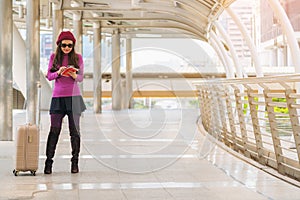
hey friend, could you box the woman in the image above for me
[44,31,86,174]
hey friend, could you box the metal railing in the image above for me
[194,74,300,181]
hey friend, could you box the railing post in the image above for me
[206,87,214,134]
[224,86,238,150]
[198,86,210,131]
[280,82,300,161]
[261,83,285,175]
[245,84,266,165]
[211,84,222,138]
[215,85,229,145]
[232,84,250,158]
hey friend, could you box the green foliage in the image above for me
[272,98,288,114]
[133,100,148,109]
[189,99,200,107]
[241,96,289,115]
[272,97,286,103]
[273,106,288,113]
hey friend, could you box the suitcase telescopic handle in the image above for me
[36,82,41,126]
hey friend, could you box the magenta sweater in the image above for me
[47,53,84,97]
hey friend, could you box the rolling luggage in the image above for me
[13,124,39,176]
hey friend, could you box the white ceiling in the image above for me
[14,0,237,40]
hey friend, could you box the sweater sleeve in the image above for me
[46,53,59,81]
[75,54,84,82]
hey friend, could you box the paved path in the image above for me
[0,109,299,199]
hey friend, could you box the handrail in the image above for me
[194,74,300,181]
[193,73,300,85]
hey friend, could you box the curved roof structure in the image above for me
[34,0,237,40]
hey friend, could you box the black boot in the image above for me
[44,127,61,174]
[70,128,80,173]
[44,159,53,174]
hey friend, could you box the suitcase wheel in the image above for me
[13,169,36,176]
[13,169,19,176]
[30,171,36,176]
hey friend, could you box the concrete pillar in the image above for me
[126,38,133,108]
[121,79,127,110]
[73,12,84,95]
[52,2,63,50]
[26,0,40,124]
[73,14,83,54]
[0,0,13,140]
[111,29,122,110]
[93,22,102,113]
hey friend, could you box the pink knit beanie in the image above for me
[56,31,76,45]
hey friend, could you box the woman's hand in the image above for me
[57,66,67,75]
[68,71,77,79]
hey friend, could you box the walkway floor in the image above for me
[1,109,300,200]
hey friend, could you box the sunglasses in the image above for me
[61,43,73,48]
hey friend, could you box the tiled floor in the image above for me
[1,109,300,200]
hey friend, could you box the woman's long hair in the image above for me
[50,42,79,72]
